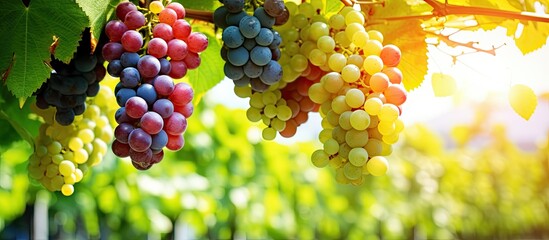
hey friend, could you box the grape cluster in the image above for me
[28,86,116,196]
[307,7,407,184]
[214,0,285,91]
[34,29,106,126]
[103,1,206,170]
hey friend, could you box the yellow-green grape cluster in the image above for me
[234,83,293,140]
[308,7,407,184]
[28,86,116,196]
[275,0,328,83]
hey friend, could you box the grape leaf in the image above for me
[188,31,224,96]
[368,1,429,91]
[176,0,219,11]
[0,0,89,99]
[508,84,537,120]
[76,0,119,47]
[324,0,344,16]
[431,72,457,97]
[515,21,549,54]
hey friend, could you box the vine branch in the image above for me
[186,9,214,23]
[423,0,549,23]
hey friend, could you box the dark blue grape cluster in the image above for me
[34,29,105,126]
[214,0,285,92]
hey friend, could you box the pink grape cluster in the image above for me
[102,1,207,170]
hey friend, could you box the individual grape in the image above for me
[120,52,140,68]
[121,30,143,52]
[137,55,161,78]
[151,130,169,150]
[128,128,152,152]
[345,129,369,147]
[164,112,187,135]
[55,109,75,126]
[224,0,245,13]
[213,6,229,28]
[187,32,208,53]
[250,78,270,92]
[380,44,401,67]
[166,2,186,19]
[140,111,164,135]
[363,55,383,75]
[167,39,189,61]
[222,26,245,48]
[350,110,370,131]
[130,148,153,169]
[250,46,272,66]
[114,123,134,143]
[256,28,274,46]
[239,16,261,38]
[264,0,285,17]
[169,82,194,106]
[112,140,131,157]
[384,84,407,106]
[159,8,178,25]
[244,61,263,78]
[125,10,146,30]
[147,38,168,58]
[116,2,137,20]
[166,134,184,151]
[120,67,140,88]
[243,38,257,51]
[183,52,201,69]
[259,60,282,85]
[102,42,124,61]
[224,63,245,80]
[125,96,148,118]
[382,67,403,84]
[149,1,164,14]
[173,19,191,40]
[227,47,249,66]
[366,156,388,176]
[153,99,174,118]
[226,11,248,26]
[107,60,123,77]
[153,23,174,41]
[116,88,136,107]
[169,60,188,79]
[159,58,172,75]
[274,6,289,25]
[154,75,175,96]
[345,88,365,108]
[136,83,157,106]
[378,104,399,122]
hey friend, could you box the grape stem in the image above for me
[185,9,214,23]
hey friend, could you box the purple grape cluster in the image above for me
[103,1,206,170]
[34,29,106,126]
[214,0,286,92]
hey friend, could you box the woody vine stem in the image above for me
[185,0,549,24]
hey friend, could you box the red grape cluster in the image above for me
[102,1,207,170]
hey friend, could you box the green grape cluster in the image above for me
[305,6,408,184]
[28,86,116,196]
[275,0,328,82]
[234,83,293,140]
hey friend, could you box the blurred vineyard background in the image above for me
[1,78,549,239]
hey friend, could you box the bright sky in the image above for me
[205,26,549,145]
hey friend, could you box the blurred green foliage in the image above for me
[1,98,549,239]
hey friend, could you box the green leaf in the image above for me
[368,1,429,91]
[508,84,537,120]
[0,84,40,148]
[0,0,89,99]
[189,31,224,96]
[324,0,344,16]
[76,0,119,44]
[176,0,220,11]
